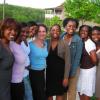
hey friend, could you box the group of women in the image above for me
[0,17,100,100]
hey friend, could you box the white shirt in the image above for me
[85,39,96,55]
[21,41,30,77]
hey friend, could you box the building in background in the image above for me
[45,3,64,20]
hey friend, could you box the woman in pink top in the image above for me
[10,23,27,100]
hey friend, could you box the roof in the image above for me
[45,3,64,10]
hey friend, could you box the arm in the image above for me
[63,41,71,78]
[90,50,97,65]
[63,41,71,87]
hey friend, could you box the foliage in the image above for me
[64,0,100,23]
[44,16,62,29]
[0,4,45,23]
[44,16,63,39]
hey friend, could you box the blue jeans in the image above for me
[23,75,33,100]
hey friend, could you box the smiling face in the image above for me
[0,18,18,42]
[64,21,77,35]
[79,26,90,40]
[21,26,29,41]
[50,25,61,39]
[37,26,47,41]
[29,25,38,37]
[92,30,100,43]
[3,28,17,41]
[10,29,18,41]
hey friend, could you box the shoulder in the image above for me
[85,39,96,53]
[21,41,25,46]
[60,32,66,39]
[29,41,33,46]
[86,38,95,44]
[86,39,96,48]
[59,40,69,49]
[9,41,16,51]
[59,39,68,45]
[10,41,15,46]
[29,41,32,44]
[73,33,82,41]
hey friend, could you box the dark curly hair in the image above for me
[63,18,79,28]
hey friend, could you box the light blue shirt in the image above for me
[21,41,30,78]
[29,41,48,70]
[21,41,30,67]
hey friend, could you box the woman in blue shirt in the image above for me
[29,24,48,100]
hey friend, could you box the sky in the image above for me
[0,0,65,9]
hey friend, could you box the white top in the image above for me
[10,41,26,83]
[21,41,30,77]
[85,39,96,55]
[21,41,30,66]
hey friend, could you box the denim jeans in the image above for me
[23,75,33,100]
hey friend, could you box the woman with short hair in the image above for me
[0,18,18,100]
[29,24,48,100]
[46,24,70,100]
[77,25,97,100]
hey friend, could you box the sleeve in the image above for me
[85,40,96,54]
[71,39,83,76]
[63,41,71,78]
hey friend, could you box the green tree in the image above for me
[0,4,45,22]
[44,16,62,39]
[44,16,62,28]
[64,0,100,24]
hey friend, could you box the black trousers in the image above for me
[11,82,24,100]
[29,69,46,100]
